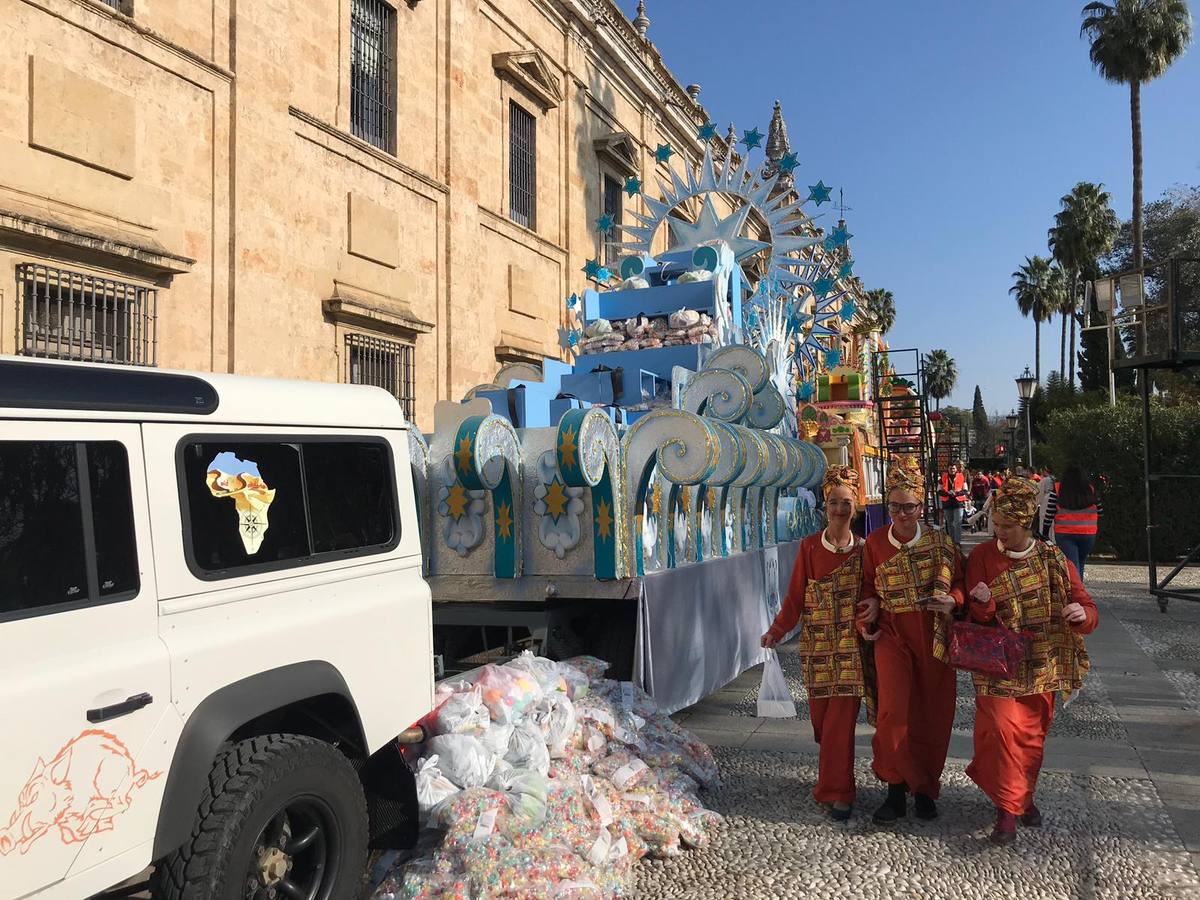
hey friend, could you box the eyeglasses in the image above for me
[886,502,922,515]
[826,499,854,510]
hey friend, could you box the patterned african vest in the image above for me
[974,541,1091,699]
[873,528,958,663]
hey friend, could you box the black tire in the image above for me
[151,734,368,900]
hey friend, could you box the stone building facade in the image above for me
[0,0,758,429]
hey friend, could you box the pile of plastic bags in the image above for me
[371,653,721,899]
[578,308,719,356]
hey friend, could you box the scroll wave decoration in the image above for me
[556,408,624,579]
[746,383,786,430]
[453,414,523,578]
[703,344,769,392]
[681,368,754,423]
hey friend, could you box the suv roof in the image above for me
[0,357,409,429]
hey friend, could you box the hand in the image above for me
[970,582,992,604]
[924,594,957,615]
[860,625,883,642]
[856,596,880,625]
[761,631,780,649]
[1062,603,1088,626]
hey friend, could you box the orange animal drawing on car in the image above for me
[0,729,161,856]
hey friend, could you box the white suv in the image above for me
[0,358,433,900]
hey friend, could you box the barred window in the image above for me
[350,0,395,153]
[18,264,157,366]
[346,333,414,420]
[602,174,623,267]
[509,101,536,229]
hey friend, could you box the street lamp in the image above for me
[1015,367,1038,469]
[1005,409,1019,470]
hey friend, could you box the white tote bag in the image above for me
[756,649,796,718]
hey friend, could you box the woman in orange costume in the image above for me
[761,466,878,821]
[964,476,1098,844]
[861,456,964,824]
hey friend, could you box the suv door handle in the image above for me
[87,692,153,724]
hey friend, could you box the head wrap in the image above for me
[885,456,924,497]
[994,476,1039,526]
[822,465,860,498]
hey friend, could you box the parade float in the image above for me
[415,124,879,714]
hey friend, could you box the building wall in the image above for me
[0,0,737,430]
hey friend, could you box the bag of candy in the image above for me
[424,734,496,789]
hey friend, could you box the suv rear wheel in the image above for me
[152,734,368,900]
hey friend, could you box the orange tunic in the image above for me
[767,532,874,804]
[862,524,965,798]
[963,539,1098,814]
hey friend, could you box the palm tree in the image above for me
[1009,256,1057,383]
[922,349,957,411]
[1048,182,1120,383]
[1081,1,1193,271]
[855,288,897,336]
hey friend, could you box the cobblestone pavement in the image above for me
[639,559,1200,900]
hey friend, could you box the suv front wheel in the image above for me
[153,734,368,900]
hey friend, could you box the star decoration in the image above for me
[595,498,613,542]
[777,151,800,174]
[839,259,855,278]
[558,426,578,469]
[798,382,815,400]
[567,330,580,348]
[825,349,842,367]
[565,292,579,310]
[446,483,468,521]
[812,277,836,297]
[596,266,612,282]
[823,235,838,252]
[831,224,853,247]
[455,436,473,475]
[582,258,602,279]
[595,213,615,232]
[807,181,833,205]
[624,176,642,198]
[841,300,857,320]
[558,327,580,352]
[665,193,770,263]
[654,143,674,163]
[495,502,513,540]
[740,128,763,150]
[698,121,718,142]
[543,479,569,523]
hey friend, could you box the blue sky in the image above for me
[639,0,1199,415]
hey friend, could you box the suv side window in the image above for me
[179,438,398,578]
[0,441,139,621]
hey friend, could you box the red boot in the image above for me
[989,810,1018,845]
[1020,803,1042,828]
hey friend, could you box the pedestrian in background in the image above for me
[964,477,1098,845]
[938,462,968,547]
[861,457,964,825]
[762,466,877,821]
[1043,464,1103,579]
[1035,467,1055,539]
[970,471,991,533]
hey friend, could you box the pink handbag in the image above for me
[949,617,1031,680]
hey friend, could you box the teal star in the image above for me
[841,300,857,320]
[798,382,815,400]
[839,259,855,278]
[823,235,838,252]
[777,151,800,174]
[825,349,842,367]
[807,181,833,205]
[582,258,602,279]
[595,213,615,232]
[741,128,764,151]
[812,277,835,297]
[596,266,612,282]
[698,121,718,142]
[654,143,674,163]
[565,292,578,310]
[624,176,642,197]
[831,224,853,246]
[567,330,580,348]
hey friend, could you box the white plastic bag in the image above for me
[756,650,796,718]
[432,684,490,736]
[425,734,497,788]
[414,755,461,823]
[506,721,551,776]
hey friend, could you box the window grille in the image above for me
[351,0,395,153]
[509,101,536,229]
[602,174,623,267]
[96,0,123,10]
[17,264,157,366]
[346,333,414,419]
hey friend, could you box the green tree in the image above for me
[922,349,957,411]
[1009,256,1058,383]
[856,288,897,337]
[1048,182,1120,385]
[972,385,990,454]
[1081,0,1193,270]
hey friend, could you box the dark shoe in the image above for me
[872,783,907,825]
[914,792,938,820]
[1020,804,1042,828]
[989,811,1018,845]
[830,803,852,822]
